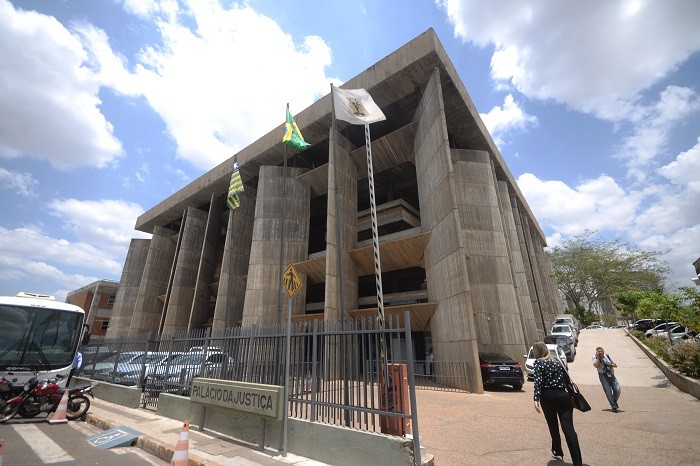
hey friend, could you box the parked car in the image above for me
[634,319,669,332]
[543,334,576,362]
[478,352,524,391]
[145,351,234,396]
[656,325,690,340]
[524,344,567,381]
[550,324,577,346]
[554,314,580,334]
[585,324,603,330]
[645,322,679,337]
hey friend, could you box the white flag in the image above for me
[333,87,386,125]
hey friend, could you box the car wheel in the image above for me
[512,383,523,390]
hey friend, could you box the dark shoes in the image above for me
[612,407,619,412]
[552,449,564,460]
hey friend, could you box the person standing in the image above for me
[593,346,621,412]
[67,349,82,386]
[532,341,583,465]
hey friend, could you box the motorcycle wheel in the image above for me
[0,400,21,423]
[66,395,90,420]
[18,397,41,418]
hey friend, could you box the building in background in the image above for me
[692,257,700,286]
[106,29,562,392]
[66,280,119,337]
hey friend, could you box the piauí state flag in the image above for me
[332,87,386,125]
[227,162,244,210]
[283,107,310,151]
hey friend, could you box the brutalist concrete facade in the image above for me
[106,29,562,392]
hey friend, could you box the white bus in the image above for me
[0,292,89,386]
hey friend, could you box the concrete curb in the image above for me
[85,413,218,466]
[626,331,700,400]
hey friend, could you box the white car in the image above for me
[655,325,689,340]
[550,324,577,347]
[524,344,568,380]
[645,322,679,337]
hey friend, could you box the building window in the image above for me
[100,321,109,331]
[107,294,116,305]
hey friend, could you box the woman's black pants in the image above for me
[541,389,582,466]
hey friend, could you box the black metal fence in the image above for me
[80,312,445,440]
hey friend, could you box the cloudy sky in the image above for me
[1,0,698,302]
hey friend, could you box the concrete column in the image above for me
[519,211,550,333]
[105,239,149,339]
[161,207,208,334]
[243,166,311,326]
[86,284,100,329]
[452,150,525,363]
[128,226,176,337]
[532,233,559,325]
[324,131,358,322]
[187,194,224,331]
[213,188,256,330]
[414,67,481,393]
[497,182,539,346]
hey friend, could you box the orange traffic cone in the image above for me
[170,420,190,465]
[48,391,69,424]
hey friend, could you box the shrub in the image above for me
[668,342,700,379]
[646,336,670,360]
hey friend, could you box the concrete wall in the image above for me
[71,376,142,409]
[157,393,418,465]
[107,239,150,338]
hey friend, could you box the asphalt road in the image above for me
[0,417,167,465]
[416,328,700,465]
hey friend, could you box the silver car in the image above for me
[550,324,577,347]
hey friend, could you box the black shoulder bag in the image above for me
[556,358,591,412]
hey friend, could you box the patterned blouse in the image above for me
[533,358,566,401]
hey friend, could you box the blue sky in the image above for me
[1,0,698,301]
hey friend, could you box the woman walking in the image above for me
[532,341,582,465]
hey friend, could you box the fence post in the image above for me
[111,338,124,383]
[310,319,319,422]
[403,311,421,466]
[245,325,257,383]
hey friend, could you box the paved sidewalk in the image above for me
[86,398,326,465]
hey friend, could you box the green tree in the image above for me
[675,287,700,332]
[615,290,649,323]
[637,291,683,343]
[569,306,597,327]
[549,231,668,312]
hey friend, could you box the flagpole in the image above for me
[364,123,385,327]
[277,105,289,327]
[330,85,346,320]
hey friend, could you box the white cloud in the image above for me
[0,167,39,197]
[0,0,123,168]
[79,0,336,170]
[658,137,700,191]
[517,173,642,235]
[439,0,700,120]
[480,94,538,146]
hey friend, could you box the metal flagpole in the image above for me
[364,123,385,325]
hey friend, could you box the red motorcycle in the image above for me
[0,373,96,423]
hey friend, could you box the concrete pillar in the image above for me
[452,150,526,363]
[105,239,149,339]
[242,166,311,326]
[187,194,224,331]
[127,226,176,337]
[497,182,539,347]
[519,211,550,333]
[213,189,256,330]
[414,67,481,393]
[86,285,100,329]
[161,207,208,334]
[324,131,358,322]
[532,233,558,325]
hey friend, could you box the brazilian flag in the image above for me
[282,107,310,151]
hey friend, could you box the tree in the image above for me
[615,290,649,323]
[549,231,668,313]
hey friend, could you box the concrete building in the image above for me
[106,29,561,392]
[66,280,119,337]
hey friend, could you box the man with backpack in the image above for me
[593,346,621,412]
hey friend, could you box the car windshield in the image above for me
[101,353,140,364]
[544,336,567,345]
[552,326,570,333]
[170,353,204,365]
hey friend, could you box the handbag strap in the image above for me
[555,356,575,385]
